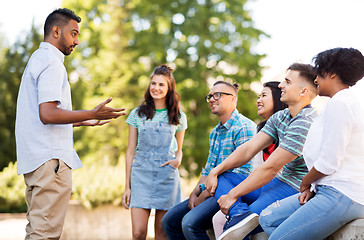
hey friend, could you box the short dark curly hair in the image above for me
[44,8,81,37]
[313,48,364,86]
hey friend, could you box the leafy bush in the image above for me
[0,159,126,212]
[0,162,27,213]
[72,159,125,209]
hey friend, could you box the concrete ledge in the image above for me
[61,201,159,240]
[1,205,363,240]
[61,201,133,240]
[208,219,364,240]
[326,219,364,240]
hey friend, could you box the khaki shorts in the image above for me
[24,159,72,240]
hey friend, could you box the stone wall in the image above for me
[61,202,364,240]
[61,201,137,240]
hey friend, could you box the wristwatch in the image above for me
[199,183,206,193]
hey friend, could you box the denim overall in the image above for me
[130,120,182,210]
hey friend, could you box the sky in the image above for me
[247,0,364,82]
[1,0,364,84]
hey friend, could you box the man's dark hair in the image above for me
[288,63,317,87]
[213,81,239,95]
[313,48,364,86]
[44,8,81,37]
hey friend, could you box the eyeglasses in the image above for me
[205,92,234,102]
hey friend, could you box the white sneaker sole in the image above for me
[217,213,259,240]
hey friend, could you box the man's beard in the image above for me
[59,34,75,55]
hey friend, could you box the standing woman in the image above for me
[212,81,287,238]
[259,48,364,240]
[122,65,187,240]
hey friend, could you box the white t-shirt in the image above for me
[303,88,364,204]
[15,42,82,175]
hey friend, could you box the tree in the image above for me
[62,0,267,177]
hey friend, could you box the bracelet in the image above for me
[199,183,206,193]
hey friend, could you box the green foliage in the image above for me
[0,162,27,212]
[61,0,135,167]
[63,0,268,177]
[0,0,268,211]
[0,160,125,212]
[0,25,42,171]
[72,159,125,209]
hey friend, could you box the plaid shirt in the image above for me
[202,109,256,176]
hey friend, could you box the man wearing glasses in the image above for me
[162,81,256,240]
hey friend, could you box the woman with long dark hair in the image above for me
[122,65,187,240]
[256,81,288,162]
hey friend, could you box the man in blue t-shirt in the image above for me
[205,63,318,240]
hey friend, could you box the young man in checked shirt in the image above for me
[162,81,257,240]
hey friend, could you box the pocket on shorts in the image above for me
[132,154,147,167]
[164,163,177,170]
[160,163,178,181]
[45,159,60,173]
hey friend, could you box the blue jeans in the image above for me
[259,185,364,240]
[161,197,220,240]
[215,173,298,218]
[214,172,262,212]
[215,173,298,237]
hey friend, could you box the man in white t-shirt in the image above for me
[15,8,125,240]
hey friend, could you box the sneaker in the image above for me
[217,212,259,240]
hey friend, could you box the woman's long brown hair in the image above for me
[138,64,181,125]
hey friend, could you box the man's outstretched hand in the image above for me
[93,97,126,120]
